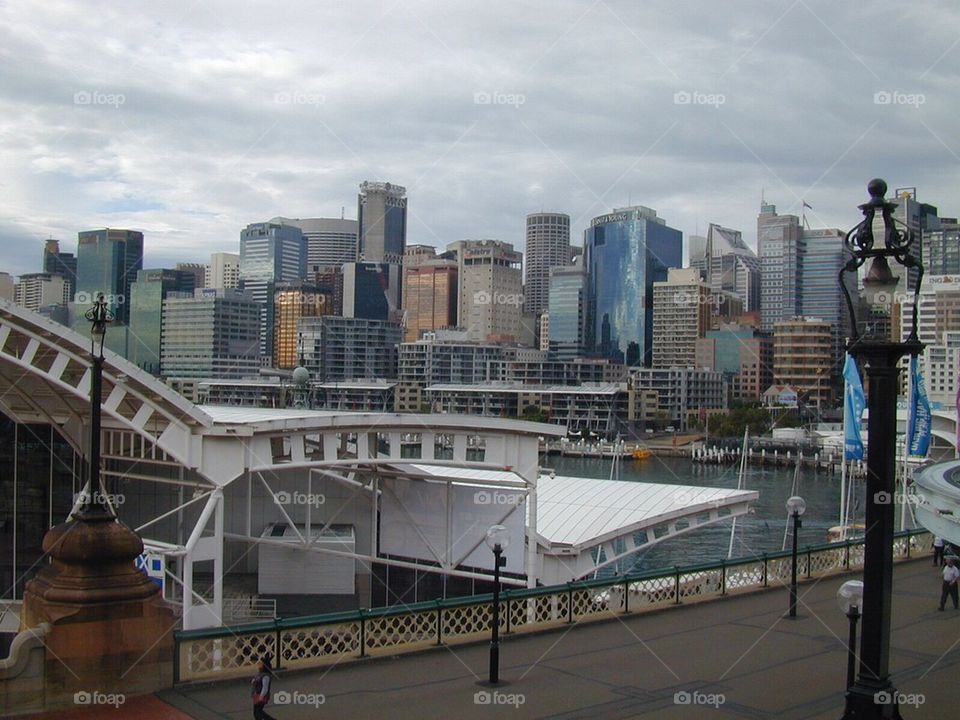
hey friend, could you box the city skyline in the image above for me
[0,2,958,277]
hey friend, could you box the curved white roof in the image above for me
[536,474,758,551]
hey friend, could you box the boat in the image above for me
[827,523,866,543]
[631,448,652,460]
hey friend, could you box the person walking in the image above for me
[251,656,277,720]
[938,557,959,611]
[933,536,946,567]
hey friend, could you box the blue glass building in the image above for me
[75,228,144,324]
[584,207,682,366]
[239,221,307,359]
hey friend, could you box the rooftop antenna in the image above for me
[341,206,345,220]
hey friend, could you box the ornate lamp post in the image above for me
[485,524,510,685]
[838,580,865,690]
[839,179,923,719]
[79,293,114,518]
[786,495,806,618]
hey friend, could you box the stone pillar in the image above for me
[20,504,176,711]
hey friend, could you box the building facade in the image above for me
[160,288,261,380]
[772,317,833,410]
[129,268,197,376]
[547,266,585,361]
[523,212,571,318]
[75,228,144,324]
[692,223,760,313]
[206,252,241,290]
[275,217,359,268]
[757,203,802,332]
[273,283,333,369]
[298,316,402,382]
[402,252,458,342]
[584,206,683,366]
[652,267,713,369]
[42,239,77,302]
[357,182,406,264]
[695,322,773,403]
[452,239,524,343]
[14,273,67,312]
[628,367,727,431]
[239,221,307,360]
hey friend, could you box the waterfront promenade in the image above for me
[128,558,955,719]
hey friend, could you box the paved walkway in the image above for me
[27,559,960,719]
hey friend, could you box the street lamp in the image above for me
[485,524,510,685]
[839,179,923,719]
[838,580,865,690]
[79,293,114,519]
[786,495,806,618]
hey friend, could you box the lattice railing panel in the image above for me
[443,603,490,638]
[281,622,360,665]
[183,631,276,679]
[629,575,677,607]
[365,611,436,650]
[726,561,765,590]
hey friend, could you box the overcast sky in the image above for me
[0,0,957,276]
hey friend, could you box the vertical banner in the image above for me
[907,355,931,457]
[843,354,866,461]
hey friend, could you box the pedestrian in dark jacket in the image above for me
[251,656,277,720]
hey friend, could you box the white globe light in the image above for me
[837,580,864,614]
[786,496,807,516]
[485,524,511,552]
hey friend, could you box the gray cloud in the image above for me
[0,0,957,277]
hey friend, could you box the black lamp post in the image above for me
[839,179,923,719]
[838,580,864,690]
[78,293,115,519]
[786,495,806,618]
[485,524,510,685]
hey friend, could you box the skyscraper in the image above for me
[272,283,332,369]
[357,182,406,264]
[402,247,458,342]
[75,228,144,324]
[205,252,241,289]
[583,206,682,366]
[757,203,802,332]
[695,223,760,313]
[773,317,833,409]
[799,228,856,376]
[451,239,524,343]
[341,262,402,322]
[238,221,307,360]
[175,263,207,290]
[14,273,67,312]
[42,239,77,302]
[129,268,197,375]
[547,266,585,361]
[160,288,261,379]
[274,217,359,268]
[523,213,570,318]
[652,267,713,369]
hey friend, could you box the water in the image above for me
[548,454,843,574]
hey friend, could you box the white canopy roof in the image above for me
[535,474,758,552]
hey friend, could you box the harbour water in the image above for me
[550,454,845,574]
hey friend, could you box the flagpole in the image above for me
[840,378,847,539]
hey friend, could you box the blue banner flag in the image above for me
[843,354,866,460]
[907,355,931,457]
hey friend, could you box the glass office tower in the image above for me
[584,206,682,366]
[75,228,144,324]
